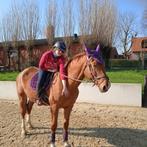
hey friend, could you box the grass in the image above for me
[0,71,19,81]
[107,70,147,86]
[0,70,147,86]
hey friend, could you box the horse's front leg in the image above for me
[50,105,59,147]
[63,107,72,147]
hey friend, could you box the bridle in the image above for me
[63,56,109,87]
[86,57,109,86]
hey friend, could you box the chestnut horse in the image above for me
[16,45,110,147]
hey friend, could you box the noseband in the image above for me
[86,58,109,86]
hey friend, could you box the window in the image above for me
[142,39,147,48]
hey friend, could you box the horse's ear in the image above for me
[83,43,90,55]
[96,44,100,53]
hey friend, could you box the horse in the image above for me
[16,44,110,147]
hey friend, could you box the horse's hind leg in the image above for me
[18,92,27,138]
[26,100,34,129]
[16,77,28,137]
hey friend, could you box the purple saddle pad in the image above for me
[30,72,39,90]
[30,72,53,91]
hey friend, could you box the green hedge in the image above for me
[109,59,142,70]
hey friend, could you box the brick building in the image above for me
[130,37,147,60]
[0,35,119,71]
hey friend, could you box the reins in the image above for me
[63,74,85,82]
[62,61,87,83]
[62,56,109,86]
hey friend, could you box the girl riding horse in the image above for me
[16,44,110,147]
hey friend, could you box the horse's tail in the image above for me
[16,70,27,102]
[16,67,38,117]
[16,70,28,118]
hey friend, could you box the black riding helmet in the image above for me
[53,41,66,53]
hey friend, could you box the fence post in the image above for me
[143,75,147,106]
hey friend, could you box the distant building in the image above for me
[131,37,147,60]
[0,35,119,70]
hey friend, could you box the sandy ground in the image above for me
[0,100,147,147]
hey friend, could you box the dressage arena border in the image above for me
[0,81,142,107]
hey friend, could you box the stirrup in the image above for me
[42,97,49,105]
[36,99,49,106]
[36,99,43,106]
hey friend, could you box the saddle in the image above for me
[30,72,54,105]
[30,72,51,91]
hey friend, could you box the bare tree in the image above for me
[1,15,11,68]
[141,8,147,69]
[45,0,57,46]
[1,15,11,46]
[1,0,22,70]
[9,1,22,71]
[60,0,75,55]
[78,0,92,45]
[118,12,137,59]
[21,0,40,66]
[78,0,117,69]
[78,0,117,47]
[97,0,117,46]
[142,9,147,36]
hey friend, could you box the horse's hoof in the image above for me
[64,141,71,147]
[21,132,26,138]
[50,143,56,147]
[27,124,33,130]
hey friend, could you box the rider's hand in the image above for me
[61,80,68,97]
[62,87,69,97]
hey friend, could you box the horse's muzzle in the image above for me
[99,80,111,93]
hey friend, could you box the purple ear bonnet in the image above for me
[85,44,104,64]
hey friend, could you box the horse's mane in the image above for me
[65,52,86,68]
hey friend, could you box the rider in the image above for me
[36,41,68,105]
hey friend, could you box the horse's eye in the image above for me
[90,58,95,62]
[93,62,97,67]
[91,60,97,67]
[92,59,97,65]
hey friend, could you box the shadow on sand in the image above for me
[26,126,147,147]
